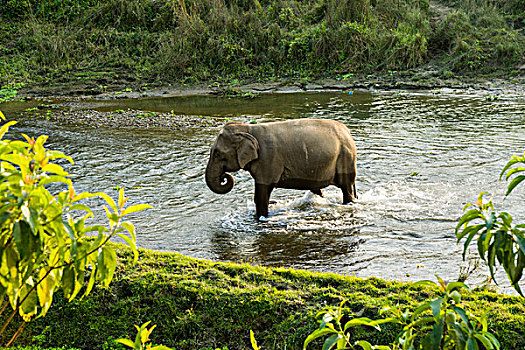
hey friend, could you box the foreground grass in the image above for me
[0,0,523,93]
[3,243,524,350]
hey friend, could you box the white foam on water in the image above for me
[219,188,365,235]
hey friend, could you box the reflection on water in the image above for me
[2,90,525,293]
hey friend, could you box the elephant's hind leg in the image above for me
[336,171,356,204]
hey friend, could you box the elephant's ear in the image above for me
[236,132,259,168]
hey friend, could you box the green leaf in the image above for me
[39,175,72,186]
[429,298,442,319]
[122,203,153,216]
[323,334,342,350]
[487,242,498,283]
[516,235,525,255]
[445,281,469,293]
[504,166,525,180]
[370,318,397,326]
[37,267,56,316]
[41,163,69,176]
[303,328,336,350]
[343,317,378,331]
[13,221,35,261]
[95,192,118,212]
[505,175,525,196]
[19,280,38,319]
[117,233,138,265]
[115,338,137,349]
[354,340,372,350]
[412,301,431,319]
[484,332,500,349]
[71,191,96,203]
[120,221,137,242]
[466,336,480,350]
[450,290,461,304]
[456,210,485,237]
[48,150,74,164]
[320,313,333,329]
[250,330,260,350]
[70,203,94,217]
[499,156,521,180]
[119,188,125,209]
[1,153,29,169]
[0,120,17,139]
[96,246,117,287]
[413,280,436,288]
[498,212,513,228]
[453,306,472,330]
[81,264,97,300]
[430,319,444,350]
[473,334,495,350]
[408,316,436,328]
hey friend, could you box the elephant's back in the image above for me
[252,118,353,164]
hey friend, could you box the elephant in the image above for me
[205,118,357,219]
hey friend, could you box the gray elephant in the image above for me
[205,118,357,219]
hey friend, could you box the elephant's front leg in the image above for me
[254,183,274,219]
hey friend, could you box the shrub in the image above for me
[456,151,525,296]
[0,111,151,345]
[304,277,500,350]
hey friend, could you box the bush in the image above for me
[456,151,525,296]
[0,111,151,346]
[2,0,521,86]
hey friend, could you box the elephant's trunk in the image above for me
[205,161,234,194]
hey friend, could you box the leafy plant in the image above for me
[303,300,391,350]
[304,277,500,350]
[0,83,24,103]
[385,277,499,349]
[115,321,171,350]
[456,150,525,296]
[0,111,151,345]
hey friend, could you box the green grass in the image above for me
[3,243,524,350]
[0,0,523,90]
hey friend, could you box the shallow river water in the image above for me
[3,90,525,292]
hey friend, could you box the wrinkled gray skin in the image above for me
[205,118,357,219]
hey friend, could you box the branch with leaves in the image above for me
[0,112,151,345]
[303,277,500,350]
[456,150,525,296]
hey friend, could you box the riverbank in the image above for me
[1,0,523,101]
[5,243,524,350]
[13,70,525,101]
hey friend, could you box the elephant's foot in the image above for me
[255,183,274,219]
[342,190,354,204]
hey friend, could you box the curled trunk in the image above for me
[205,162,234,194]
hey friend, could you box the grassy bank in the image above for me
[2,244,524,349]
[0,0,523,94]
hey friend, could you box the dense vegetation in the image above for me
[0,0,523,90]
[6,244,525,350]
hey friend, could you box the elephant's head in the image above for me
[205,123,259,194]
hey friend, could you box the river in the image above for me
[2,89,524,293]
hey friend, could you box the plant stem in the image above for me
[5,321,25,347]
